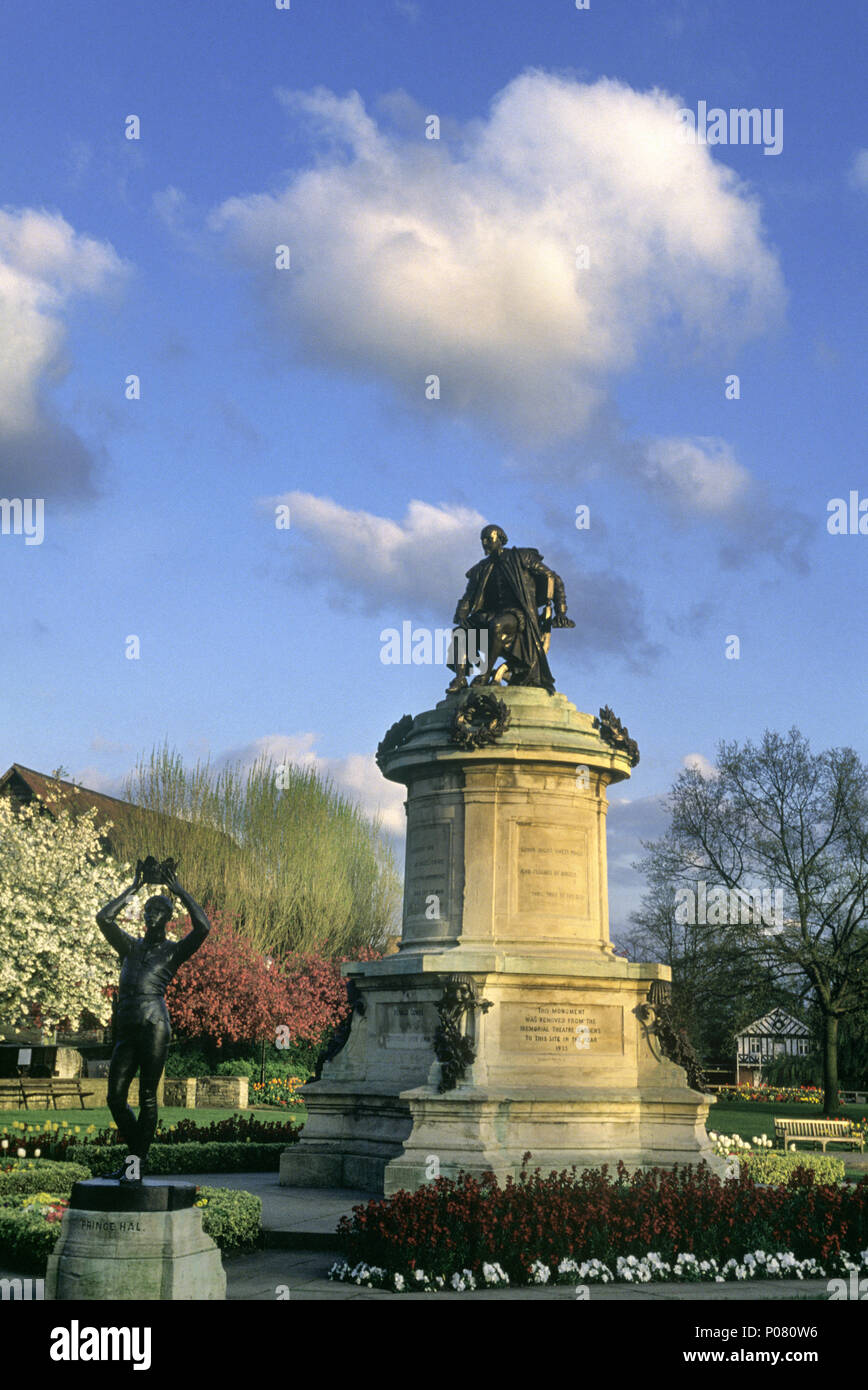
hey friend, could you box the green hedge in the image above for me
[0,1161,92,1196]
[196,1186,261,1251]
[62,1142,284,1175]
[741,1151,845,1184]
[0,1185,261,1273]
[0,1206,61,1274]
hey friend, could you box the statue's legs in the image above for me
[136,1018,171,1159]
[107,1033,141,1152]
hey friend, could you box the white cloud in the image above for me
[847,149,868,191]
[268,492,486,614]
[0,208,126,497]
[683,752,717,779]
[211,71,784,453]
[642,436,751,517]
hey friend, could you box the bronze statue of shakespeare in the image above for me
[96,856,210,1178]
[446,525,575,694]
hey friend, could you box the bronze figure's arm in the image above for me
[162,865,211,963]
[526,555,575,628]
[96,860,144,956]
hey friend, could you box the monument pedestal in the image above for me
[45,1179,226,1300]
[280,688,724,1193]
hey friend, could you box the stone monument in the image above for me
[280,526,724,1193]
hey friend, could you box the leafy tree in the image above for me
[163,908,380,1057]
[0,796,122,1032]
[110,746,400,958]
[632,730,868,1115]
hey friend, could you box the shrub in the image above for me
[742,1151,845,1184]
[0,1205,62,1273]
[215,1058,258,1079]
[163,1045,212,1078]
[63,1142,285,1175]
[195,1186,261,1251]
[0,1161,91,1195]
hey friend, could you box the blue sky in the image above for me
[1,0,866,932]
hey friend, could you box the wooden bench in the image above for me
[775,1116,864,1153]
[19,1077,94,1110]
[839,1090,868,1106]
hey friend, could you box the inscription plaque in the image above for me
[376,1002,438,1049]
[404,821,452,918]
[513,823,589,917]
[500,1002,624,1055]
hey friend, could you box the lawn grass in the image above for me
[707,1099,867,1144]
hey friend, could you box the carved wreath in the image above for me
[636,981,710,1092]
[450,692,512,750]
[434,974,493,1092]
[375,714,415,770]
[593,705,640,767]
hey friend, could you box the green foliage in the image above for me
[215,1058,258,1079]
[0,1205,61,1273]
[0,1160,91,1195]
[62,1141,285,1174]
[163,1044,213,1077]
[196,1186,261,1251]
[760,1053,823,1088]
[741,1151,845,1184]
[111,744,400,956]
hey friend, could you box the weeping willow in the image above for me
[110,745,400,957]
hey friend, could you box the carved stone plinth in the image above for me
[45,1180,226,1300]
[280,688,724,1193]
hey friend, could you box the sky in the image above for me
[0,0,866,935]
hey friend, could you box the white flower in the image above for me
[393,1273,405,1291]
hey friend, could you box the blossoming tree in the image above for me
[0,798,124,1032]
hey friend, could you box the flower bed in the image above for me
[249,1075,306,1109]
[332,1160,868,1290]
[330,1247,868,1292]
[715,1084,826,1105]
[1,1113,299,1158]
[708,1131,845,1184]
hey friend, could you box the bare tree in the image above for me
[633,729,868,1115]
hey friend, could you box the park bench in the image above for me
[18,1077,94,1110]
[774,1116,864,1152]
[839,1090,868,1106]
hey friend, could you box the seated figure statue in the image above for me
[446,524,575,695]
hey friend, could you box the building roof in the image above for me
[0,763,182,856]
[737,1008,812,1038]
[0,763,137,826]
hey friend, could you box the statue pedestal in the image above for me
[45,1179,226,1300]
[280,688,724,1193]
